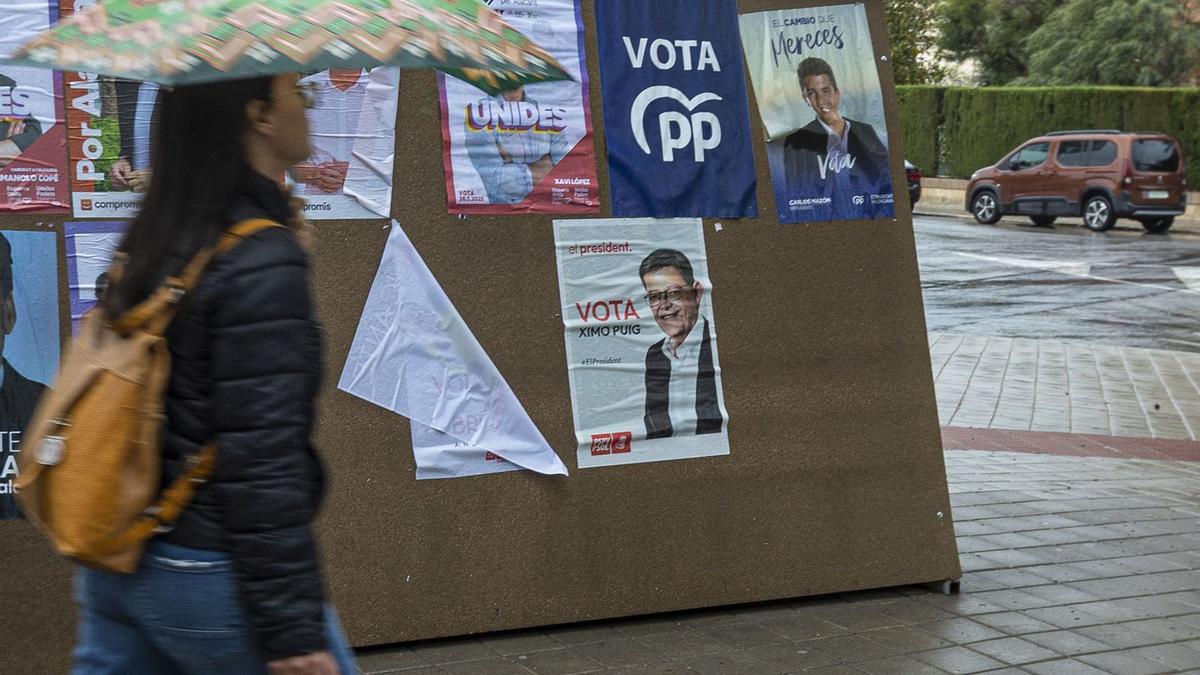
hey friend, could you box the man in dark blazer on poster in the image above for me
[778,57,891,220]
[0,232,47,519]
[640,248,723,440]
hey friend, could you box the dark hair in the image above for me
[0,231,11,298]
[102,77,274,319]
[639,248,695,286]
[94,272,108,302]
[797,57,838,91]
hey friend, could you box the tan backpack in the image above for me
[16,218,282,574]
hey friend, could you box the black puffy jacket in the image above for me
[158,173,328,661]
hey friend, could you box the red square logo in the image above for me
[484,452,500,461]
[612,431,632,454]
[590,433,612,456]
[80,199,93,211]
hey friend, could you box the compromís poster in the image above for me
[291,67,398,220]
[61,0,157,218]
[740,3,895,224]
[438,0,599,215]
[553,218,730,468]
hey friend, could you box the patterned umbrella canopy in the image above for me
[0,0,570,94]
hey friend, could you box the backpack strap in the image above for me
[113,219,284,337]
[93,443,217,557]
[96,219,286,555]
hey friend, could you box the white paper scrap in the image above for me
[338,222,569,479]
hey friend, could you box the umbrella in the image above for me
[1,0,570,94]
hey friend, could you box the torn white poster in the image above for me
[338,222,568,480]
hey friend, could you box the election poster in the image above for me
[0,1,70,213]
[0,230,59,519]
[61,0,157,218]
[740,3,895,224]
[290,68,399,220]
[553,218,729,469]
[65,221,126,334]
[596,0,757,219]
[438,0,599,215]
[339,222,568,480]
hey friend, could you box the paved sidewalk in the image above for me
[356,450,1200,674]
[931,333,1200,441]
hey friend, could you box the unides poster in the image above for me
[61,0,157,218]
[596,0,757,219]
[438,0,599,215]
[0,230,59,519]
[553,218,730,468]
[291,68,398,219]
[65,221,126,334]
[0,1,69,213]
[740,3,895,224]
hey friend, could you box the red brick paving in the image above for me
[941,427,1200,462]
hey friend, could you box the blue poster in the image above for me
[596,0,758,219]
[740,4,895,223]
[0,229,58,519]
[65,221,127,335]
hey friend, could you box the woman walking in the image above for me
[71,73,354,675]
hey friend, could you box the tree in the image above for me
[936,0,1059,85]
[1022,0,1200,86]
[885,0,945,84]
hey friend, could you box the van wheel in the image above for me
[971,191,1001,225]
[1139,217,1174,234]
[1083,195,1116,231]
[1030,215,1057,227]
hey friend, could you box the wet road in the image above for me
[915,216,1200,352]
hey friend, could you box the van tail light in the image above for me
[1122,161,1134,187]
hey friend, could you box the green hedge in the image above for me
[897,86,1200,187]
[895,85,941,179]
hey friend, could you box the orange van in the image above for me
[966,130,1187,233]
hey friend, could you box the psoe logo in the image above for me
[611,431,632,454]
[852,195,865,206]
[590,431,633,456]
[630,86,723,162]
[590,433,612,456]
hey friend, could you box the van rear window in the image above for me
[1133,140,1180,172]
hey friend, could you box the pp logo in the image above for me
[622,37,726,163]
[631,87,723,162]
[852,195,865,206]
[590,432,633,456]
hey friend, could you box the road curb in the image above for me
[913,206,1200,236]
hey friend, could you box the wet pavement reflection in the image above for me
[915,216,1200,353]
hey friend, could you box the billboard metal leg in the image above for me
[928,579,961,595]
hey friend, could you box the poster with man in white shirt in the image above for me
[553,218,729,469]
[290,67,398,219]
[739,3,895,224]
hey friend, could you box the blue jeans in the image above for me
[71,540,358,674]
